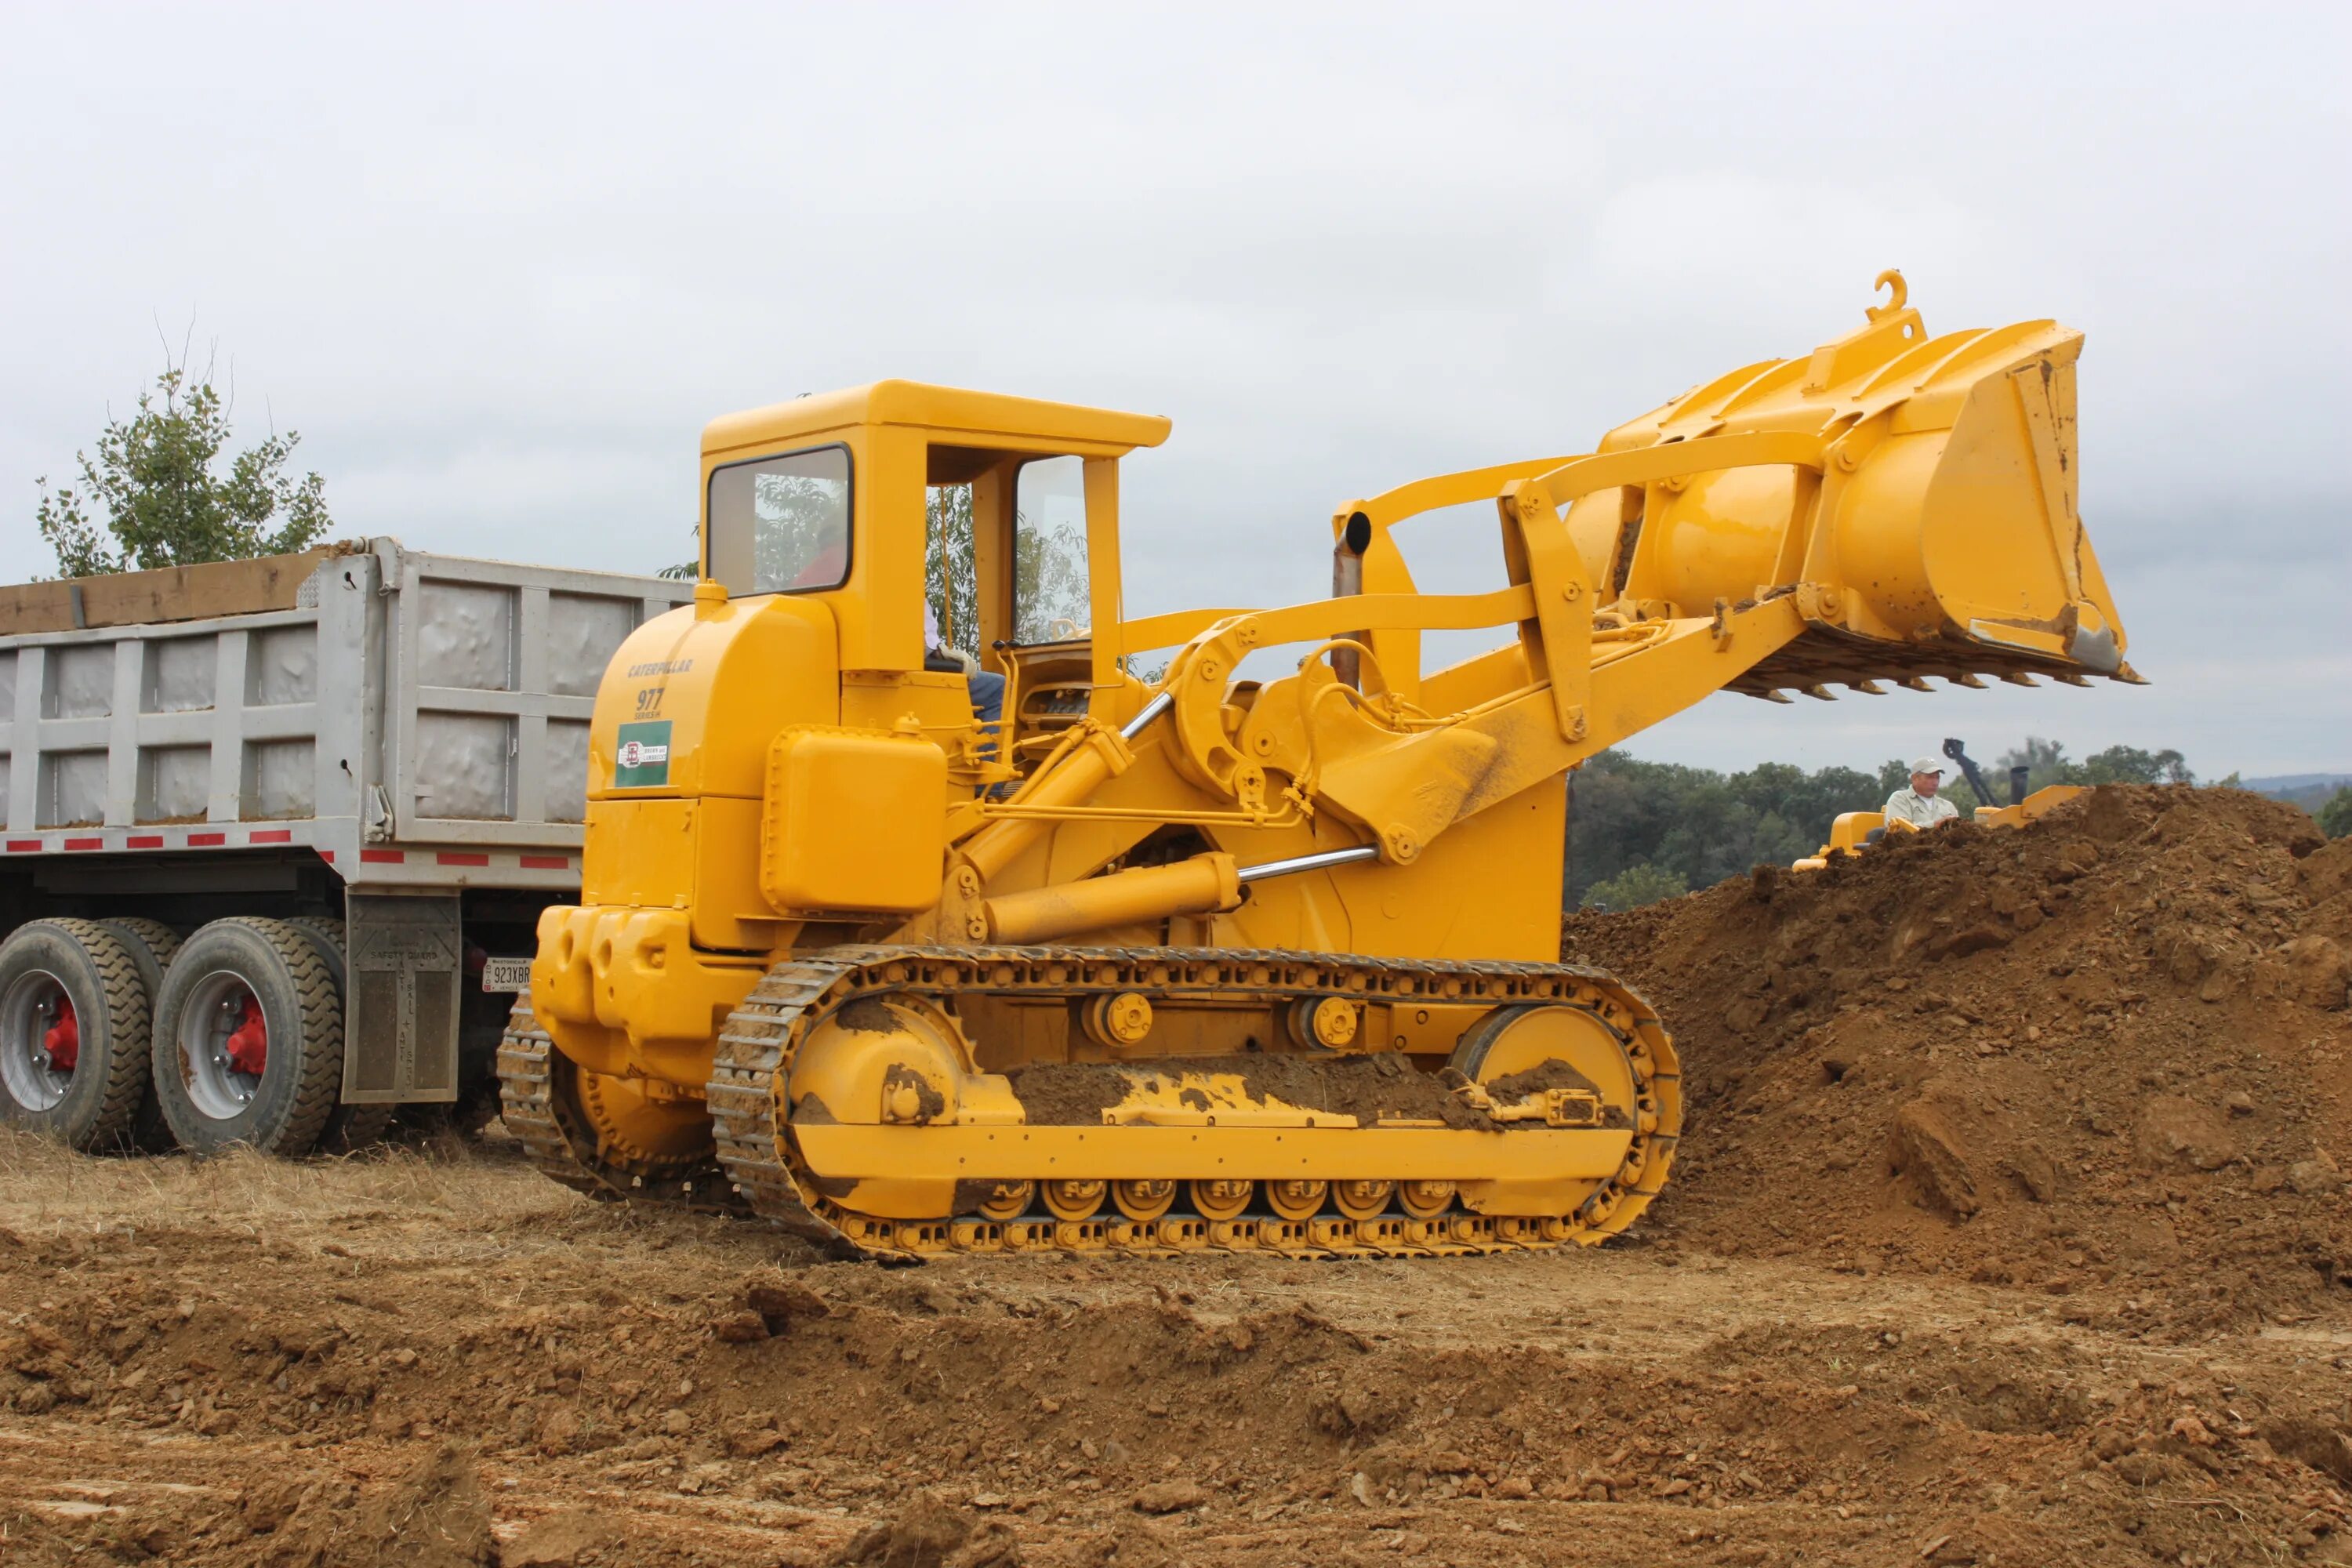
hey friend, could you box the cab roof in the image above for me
[702,379,1173,459]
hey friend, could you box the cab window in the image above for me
[1014,455,1088,643]
[706,445,851,595]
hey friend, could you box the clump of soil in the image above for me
[1564,784,2352,1331]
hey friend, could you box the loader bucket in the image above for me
[1573,273,2133,693]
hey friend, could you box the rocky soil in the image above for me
[1,786,2345,1566]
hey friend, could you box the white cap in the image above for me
[1910,756,1945,776]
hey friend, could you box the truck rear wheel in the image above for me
[97,919,183,1152]
[281,917,394,1155]
[150,918,343,1156]
[0,920,154,1150]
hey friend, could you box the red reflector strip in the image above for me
[249,829,293,844]
[64,837,103,851]
[127,835,165,849]
[6,840,42,853]
[188,832,226,846]
[436,851,490,866]
[360,848,405,864]
[519,855,571,869]
[318,849,335,862]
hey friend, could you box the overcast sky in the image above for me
[3,4,2345,779]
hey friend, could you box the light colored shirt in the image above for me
[1882,787,1960,829]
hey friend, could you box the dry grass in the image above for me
[0,1126,571,1236]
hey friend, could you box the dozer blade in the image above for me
[1570,271,2134,694]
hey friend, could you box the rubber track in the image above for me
[45,919,154,1152]
[708,944,1680,1262]
[227,917,346,1156]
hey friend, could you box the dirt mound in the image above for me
[1565,784,2352,1331]
[4,1118,2348,1566]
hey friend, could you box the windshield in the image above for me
[706,445,852,595]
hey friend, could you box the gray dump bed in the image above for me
[0,539,688,885]
[0,540,689,1110]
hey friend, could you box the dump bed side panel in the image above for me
[0,540,690,877]
[381,546,688,853]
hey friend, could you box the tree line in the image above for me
[1568,739,2219,912]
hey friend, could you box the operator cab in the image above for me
[699,381,1171,776]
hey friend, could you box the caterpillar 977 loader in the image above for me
[500,272,2135,1259]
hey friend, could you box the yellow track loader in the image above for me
[501,272,2134,1258]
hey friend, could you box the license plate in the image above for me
[481,956,532,993]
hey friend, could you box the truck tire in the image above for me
[0,919,154,1151]
[283,917,394,1154]
[150,918,343,1156]
[97,919,183,1152]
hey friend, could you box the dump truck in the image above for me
[0,541,690,1154]
[506,272,2136,1258]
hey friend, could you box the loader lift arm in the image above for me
[977,270,2138,903]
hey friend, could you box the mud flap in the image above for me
[341,892,462,1103]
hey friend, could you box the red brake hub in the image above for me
[41,992,78,1075]
[224,993,268,1077]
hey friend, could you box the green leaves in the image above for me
[1568,750,1882,909]
[2320,788,2352,840]
[926,485,980,656]
[33,357,332,579]
[923,485,1089,655]
[1580,862,1690,913]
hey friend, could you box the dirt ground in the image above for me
[3,787,2349,1567]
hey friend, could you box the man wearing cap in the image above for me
[1882,756,1961,829]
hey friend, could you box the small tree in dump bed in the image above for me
[34,346,332,578]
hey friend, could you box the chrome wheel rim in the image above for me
[178,971,267,1120]
[0,969,75,1112]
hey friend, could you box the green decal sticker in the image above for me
[614,720,673,789]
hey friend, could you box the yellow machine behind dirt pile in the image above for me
[501,273,2136,1259]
